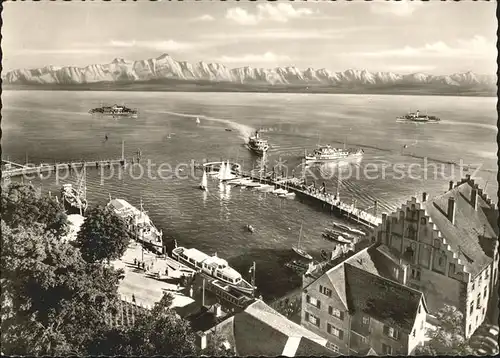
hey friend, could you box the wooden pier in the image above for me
[240,171,382,229]
[2,141,129,180]
[1,159,127,179]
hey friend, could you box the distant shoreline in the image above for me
[3,81,496,98]
[3,87,496,98]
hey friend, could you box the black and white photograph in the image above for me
[1,0,498,356]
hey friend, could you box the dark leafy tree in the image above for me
[1,182,68,239]
[75,205,131,263]
[416,304,475,355]
[1,221,123,355]
[86,292,197,356]
[200,329,234,356]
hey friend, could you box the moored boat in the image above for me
[324,227,356,240]
[292,224,312,260]
[61,166,87,215]
[107,198,163,248]
[332,222,366,236]
[61,184,88,215]
[322,232,352,244]
[171,247,255,295]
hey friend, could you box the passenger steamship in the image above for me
[172,246,255,295]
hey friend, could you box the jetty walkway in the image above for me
[241,171,382,228]
[1,158,126,179]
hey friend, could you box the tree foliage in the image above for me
[1,183,200,356]
[416,304,475,355]
[86,292,198,356]
[1,221,123,355]
[75,205,131,263]
[201,329,235,356]
[1,182,69,239]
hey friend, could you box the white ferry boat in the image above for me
[171,247,255,295]
[396,110,440,123]
[107,198,163,248]
[247,131,270,156]
[305,145,363,163]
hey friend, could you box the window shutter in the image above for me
[339,311,344,320]
[396,330,401,340]
[305,312,310,321]
[319,285,323,293]
[328,306,333,315]
[339,330,344,340]
[317,300,321,309]
[306,295,310,303]
[327,323,331,333]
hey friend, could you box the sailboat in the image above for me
[200,170,208,191]
[61,165,88,215]
[196,117,201,125]
[292,224,312,260]
[218,162,227,181]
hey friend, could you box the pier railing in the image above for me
[240,171,382,228]
[1,158,126,179]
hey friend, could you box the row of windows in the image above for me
[319,285,333,298]
[411,320,425,337]
[382,343,393,355]
[383,325,401,340]
[306,294,345,321]
[469,286,488,314]
[327,323,344,339]
[305,311,320,327]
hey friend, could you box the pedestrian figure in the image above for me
[176,283,180,291]
[134,258,137,265]
[132,294,136,303]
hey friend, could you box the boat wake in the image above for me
[159,110,255,143]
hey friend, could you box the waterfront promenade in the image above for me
[111,242,195,309]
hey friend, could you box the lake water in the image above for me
[2,90,497,299]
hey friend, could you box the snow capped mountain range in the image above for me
[4,53,496,90]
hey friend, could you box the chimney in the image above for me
[447,197,456,224]
[422,192,428,202]
[197,331,207,350]
[214,303,223,318]
[400,265,408,286]
[448,181,454,191]
[471,188,478,210]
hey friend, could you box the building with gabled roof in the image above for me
[301,245,428,355]
[197,299,338,356]
[371,175,499,338]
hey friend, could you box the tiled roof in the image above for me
[306,244,396,308]
[211,300,331,356]
[421,179,498,276]
[295,337,339,356]
[344,264,424,333]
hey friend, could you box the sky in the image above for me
[2,0,497,75]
